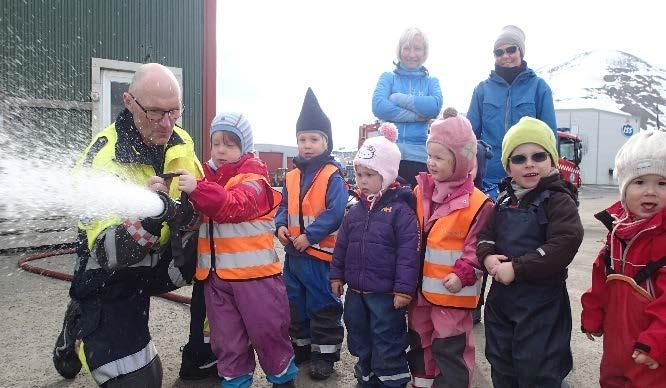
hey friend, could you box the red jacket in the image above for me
[189,154,273,223]
[581,202,666,365]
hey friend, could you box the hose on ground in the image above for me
[16,245,192,305]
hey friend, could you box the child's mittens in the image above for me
[389,93,416,111]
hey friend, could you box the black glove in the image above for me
[142,191,179,235]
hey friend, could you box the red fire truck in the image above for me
[556,128,583,188]
[357,122,583,188]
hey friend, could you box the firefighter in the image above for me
[51,63,205,387]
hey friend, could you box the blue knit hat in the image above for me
[210,112,254,154]
[296,87,333,153]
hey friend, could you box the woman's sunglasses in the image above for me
[493,46,518,57]
[509,151,549,165]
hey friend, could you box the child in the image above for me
[177,113,297,388]
[275,88,348,380]
[330,123,420,387]
[581,129,666,386]
[477,116,583,387]
[408,114,493,388]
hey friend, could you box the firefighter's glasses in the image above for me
[509,151,549,165]
[493,45,518,57]
[129,93,183,122]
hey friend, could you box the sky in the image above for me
[216,0,666,150]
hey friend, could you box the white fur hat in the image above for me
[614,129,666,204]
[354,123,401,192]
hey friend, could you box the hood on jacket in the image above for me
[394,63,430,77]
[203,153,270,187]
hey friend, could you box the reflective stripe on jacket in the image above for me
[195,173,282,280]
[415,187,488,308]
[286,164,339,262]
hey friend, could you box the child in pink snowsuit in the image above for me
[408,113,493,388]
[177,113,297,388]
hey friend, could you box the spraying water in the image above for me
[0,156,164,221]
[0,122,165,231]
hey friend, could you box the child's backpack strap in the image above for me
[633,256,666,284]
[529,190,551,226]
[603,245,615,276]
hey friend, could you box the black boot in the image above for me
[178,343,217,380]
[52,300,82,379]
[310,357,334,380]
[293,344,311,366]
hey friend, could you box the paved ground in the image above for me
[0,185,618,387]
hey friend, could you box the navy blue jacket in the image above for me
[330,185,420,296]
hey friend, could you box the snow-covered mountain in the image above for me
[539,50,666,129]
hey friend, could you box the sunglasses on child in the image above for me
[509,151,549,165]
[493,46,518,57]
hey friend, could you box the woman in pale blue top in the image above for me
[372,27,443,187]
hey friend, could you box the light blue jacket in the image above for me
[372,64,443,163]
[467,67,556,187]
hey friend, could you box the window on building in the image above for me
[91,59,182,134]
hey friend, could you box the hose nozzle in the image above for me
[148,191,180,223]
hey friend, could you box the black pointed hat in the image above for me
[296,87,332,153]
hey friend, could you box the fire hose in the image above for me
[15,190,193,305]
[17,249,192,304]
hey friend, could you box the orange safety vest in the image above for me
[195,173,283,281]
[285,163,340,262]
[415,186,489,308]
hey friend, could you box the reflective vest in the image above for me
[195,173,283,281]
[285,164,340,262]
[415,186,489,308]
[76,123,203,250]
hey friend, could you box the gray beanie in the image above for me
[210,112,254,155]
[614,129,666,206]
[494,25,526,57]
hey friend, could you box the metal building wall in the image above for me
[0,0,205,156]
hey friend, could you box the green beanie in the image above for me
[501,117,558,171]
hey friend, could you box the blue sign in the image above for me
[622,123,634,137]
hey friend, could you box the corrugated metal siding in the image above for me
[0,0,204,156]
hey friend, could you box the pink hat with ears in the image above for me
[354,123,402,192]
[427,113,478,182]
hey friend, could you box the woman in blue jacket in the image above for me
[466,25,557,201]
[372,27,443,188]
